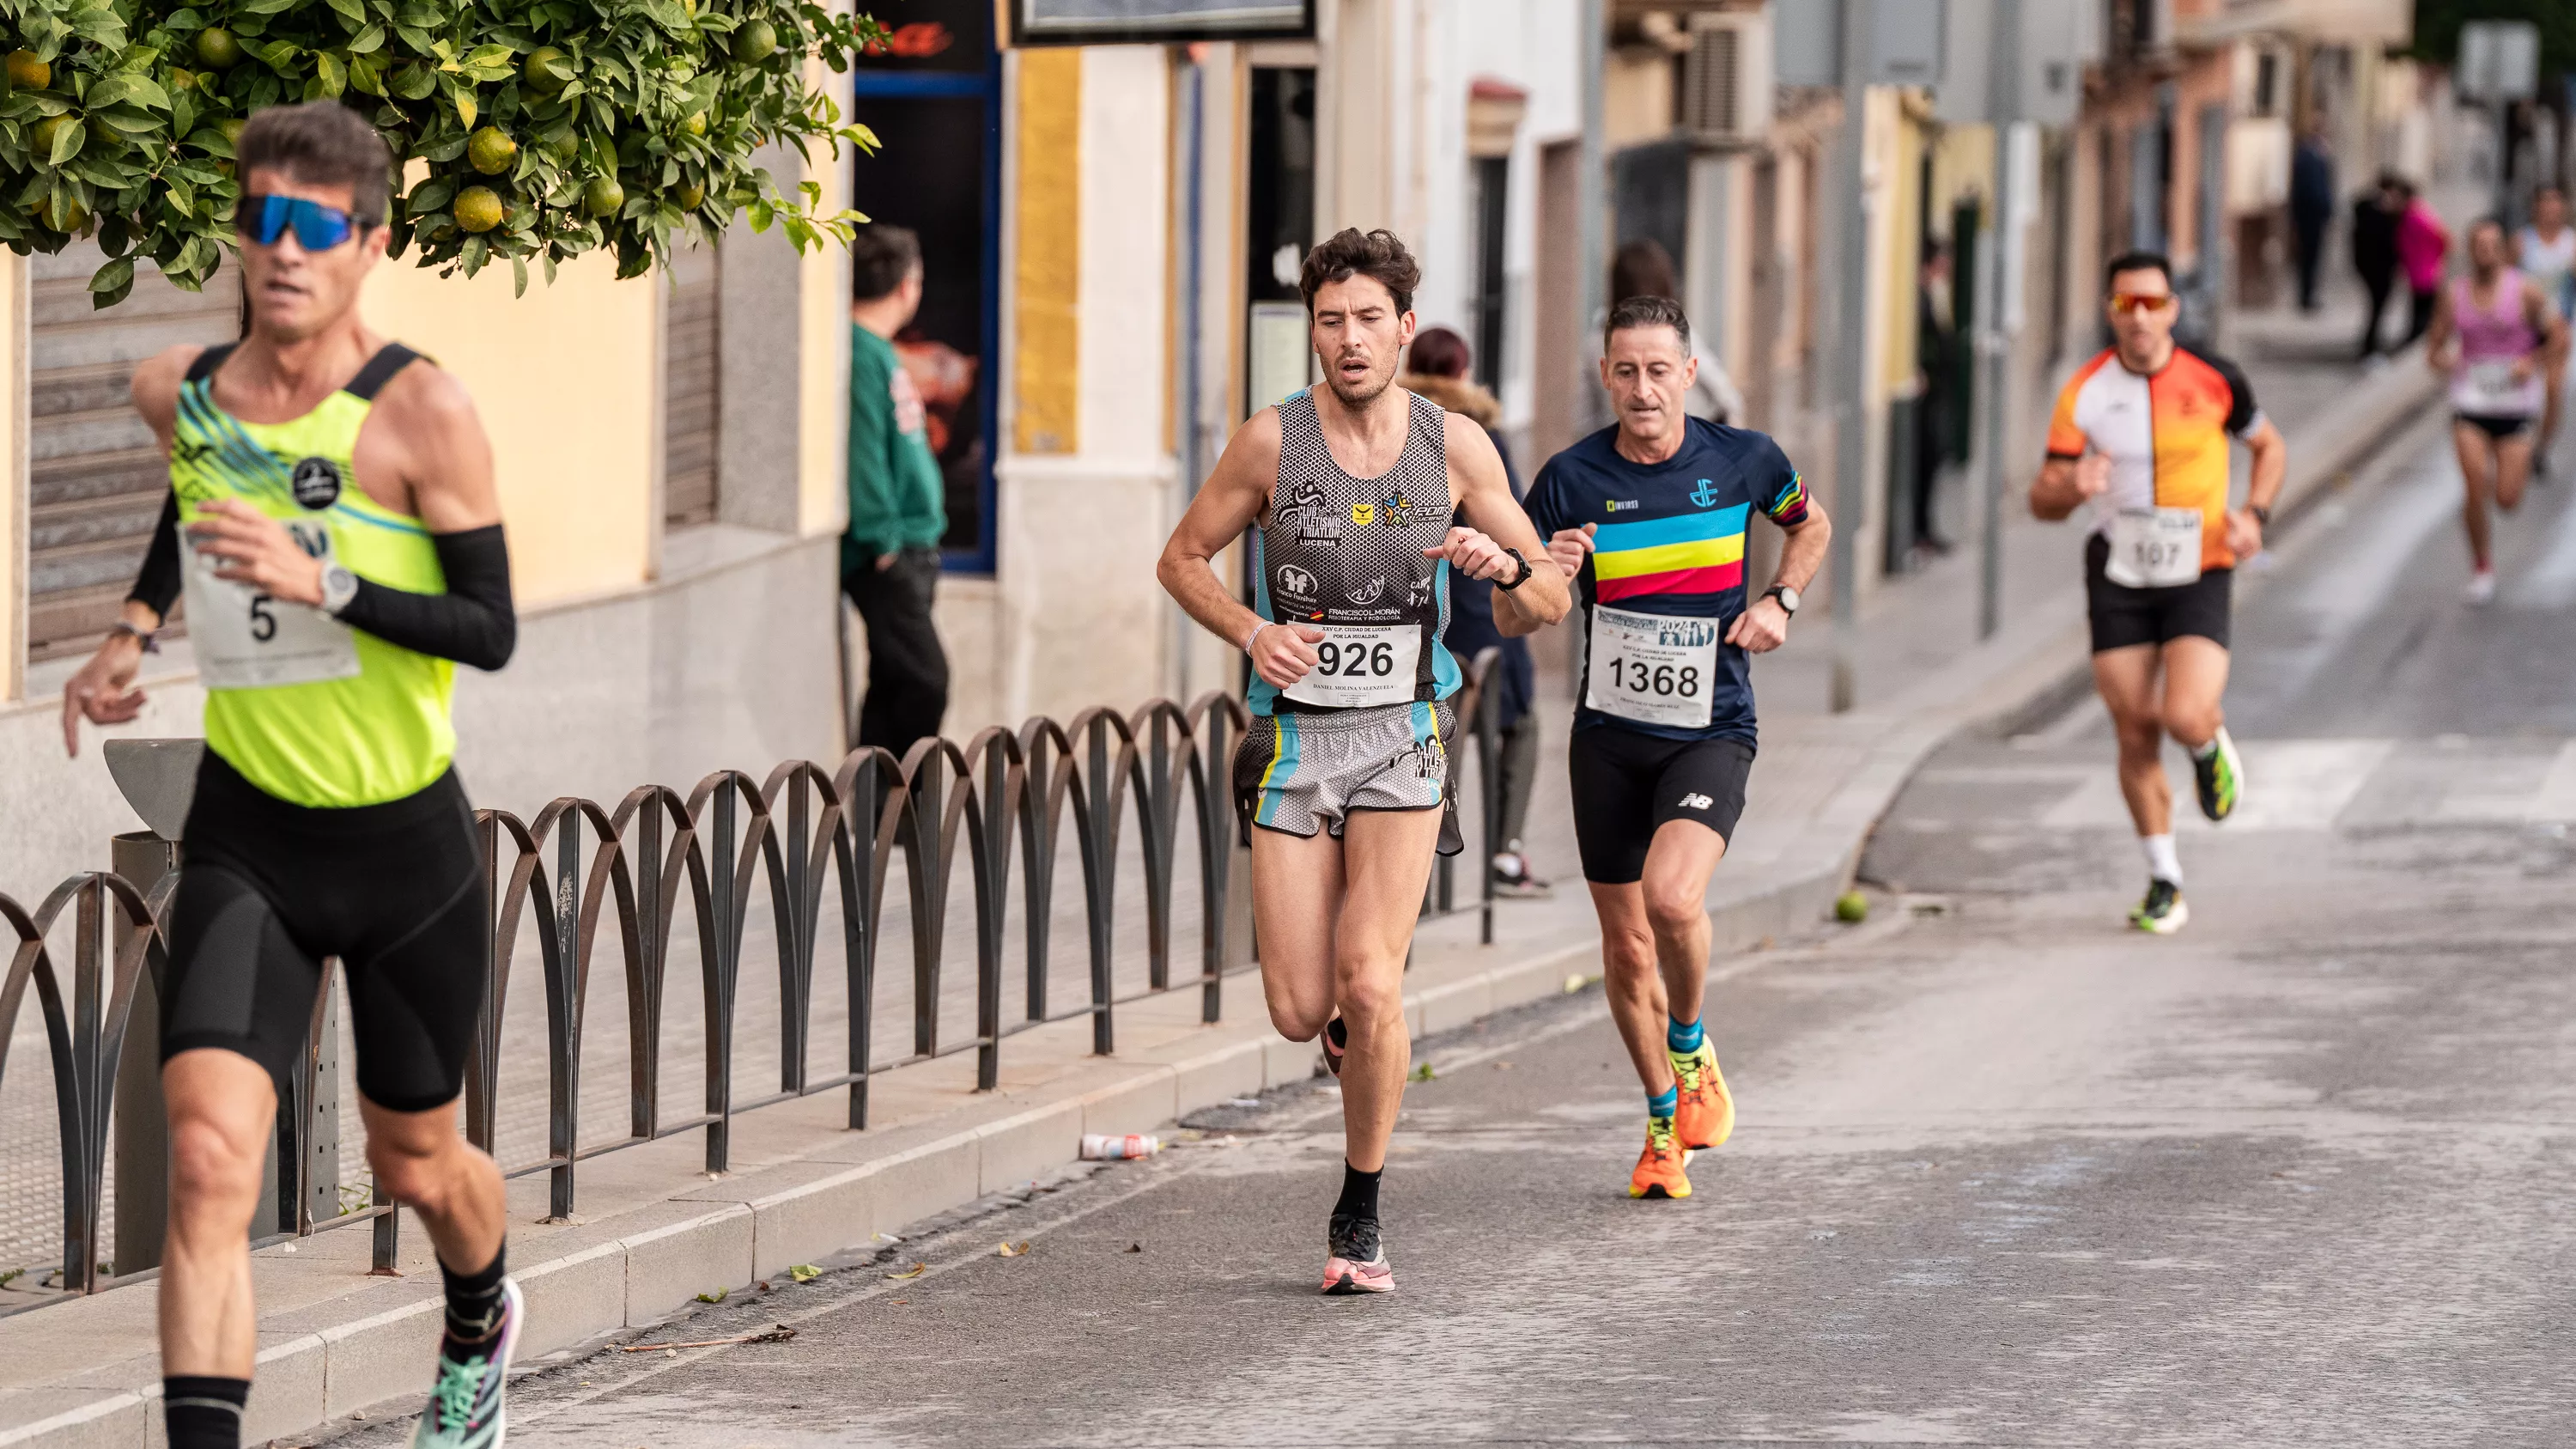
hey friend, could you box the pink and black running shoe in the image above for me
[1321,1213,1393,1295]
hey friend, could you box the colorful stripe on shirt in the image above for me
[1591,503,1748,602]
[1766,471,1808,524]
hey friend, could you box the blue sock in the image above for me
[1668,1016,1704,1054]
[1647,1085,1678,1119]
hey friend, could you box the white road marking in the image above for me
[2038,739,2395,833]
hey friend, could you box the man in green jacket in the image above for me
[845,224,950,752]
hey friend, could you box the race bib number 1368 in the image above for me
[1586,605,1719,729]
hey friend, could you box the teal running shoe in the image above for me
[410,1277,521,1448]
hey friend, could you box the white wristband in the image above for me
[1242,621,1268,656]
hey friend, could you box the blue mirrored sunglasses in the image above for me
[242,194,356,251]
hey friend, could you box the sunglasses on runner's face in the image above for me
[2107,291,2177,315]
[242,195,357,252]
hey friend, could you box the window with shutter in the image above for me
[663,241,720,527]
[26,242,238,661]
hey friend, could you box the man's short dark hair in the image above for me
[1605,294,1691,353]
[2103,250,2173,293]
[1299,228,1419,314]
[851,224,922,301]
[237,101,392,228]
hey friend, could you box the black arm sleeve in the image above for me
[335,523,517,671]
[127,491,182,622]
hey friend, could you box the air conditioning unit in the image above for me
[1683,9,1772,148]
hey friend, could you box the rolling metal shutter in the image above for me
[662,242,719,527]
[26,243,237,659]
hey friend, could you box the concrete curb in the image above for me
[0,362,2445,1449]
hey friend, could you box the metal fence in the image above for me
[0,657,1505,1303]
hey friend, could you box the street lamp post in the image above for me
[1829,0,1868,713]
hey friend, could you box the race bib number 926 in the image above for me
[1282,624,1420,709]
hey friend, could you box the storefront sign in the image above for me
[1009,0,1314,46]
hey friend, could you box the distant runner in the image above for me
[2430,216,2567,604]
[1157,228,1568,1294]
[2515,186,2576,470]
[58,104,520,1449]
[2031,251,2286,935]
[1526,295,1830,1201]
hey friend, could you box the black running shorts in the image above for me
[2455,411,2534,440]
[2084,533,2233,654]
[1567,726,1754,885]
[161,751,490,1113]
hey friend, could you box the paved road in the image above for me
[313,415,2576,1446]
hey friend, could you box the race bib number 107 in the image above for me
[1586,605,1719,729]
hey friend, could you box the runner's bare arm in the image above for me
[2528,278,2569,368]
[2423,285,2456,373]
[1157,408,1322,688]
[1437,415,1568,638]
[2029,454,2108,521]
[1728,502,1832,653]
[384,362,504,531]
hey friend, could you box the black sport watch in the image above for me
[1763,584,1801,617]
[1495,546,1533,591]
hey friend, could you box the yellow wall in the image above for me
[1014,48,1082,455]
[364,251,658,608]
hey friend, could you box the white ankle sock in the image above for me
[2142,834,2183,886]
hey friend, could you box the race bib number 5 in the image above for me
[1282,623,1420,709]
[1585,605,1718,729]
[179,516,361,691]
[2105,507,2203,589]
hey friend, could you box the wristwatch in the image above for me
[1495,547,1533,591]
[1763,584,1801,617]
[319,563,360,618]
[2248,502,2272,527]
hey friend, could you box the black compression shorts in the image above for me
[161,751,489,1113]
[2084,533,2233,654]
[2455,411,2534,440]
[1567,727,1753,885]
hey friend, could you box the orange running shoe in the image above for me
[1628,1116,1692,1199]
[1671,1038,1736,1152]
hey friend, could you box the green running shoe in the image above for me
[410,1277,521,1448]
[2193,727,2243,823]
[2129,879,2190,935]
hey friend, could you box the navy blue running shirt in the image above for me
[1522,417,1808,745]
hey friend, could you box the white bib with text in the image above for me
[2104,507,2203,589]
[179,519,361,690]
[1282,624,1420,709]
[1585,605,1719,729]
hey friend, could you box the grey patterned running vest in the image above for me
[1248,388,1461,715]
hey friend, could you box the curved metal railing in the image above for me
[0,657,1505,1300]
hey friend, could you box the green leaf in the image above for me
[449,82,476,128]
[182,125,234,157]
[510,253,526,295]
[88,106,162,137]
[348,24,386,55]
[405,177,453,214]
[88,253,132,295]
[311,52,345,100]
[49,119,85,167]
[326,0,367,27]
[392,64,435,100]
[88,74,172,112]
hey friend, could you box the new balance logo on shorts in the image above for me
[1678,793,1714,810]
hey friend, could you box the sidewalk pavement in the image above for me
[0,327,2446,1449]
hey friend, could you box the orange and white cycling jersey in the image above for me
[2045,345,2265,573]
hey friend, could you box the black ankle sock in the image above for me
[440,1243,508,1342]
[1326,1016,1348,1052]
[1333,1160,1382,1222]
[163,1375,249,1449]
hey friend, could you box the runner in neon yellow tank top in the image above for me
[58,103,522,1449]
